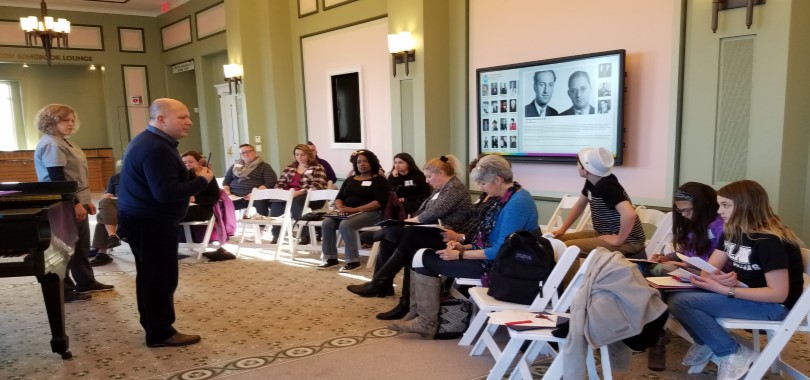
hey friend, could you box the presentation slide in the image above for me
[477,50,625,164]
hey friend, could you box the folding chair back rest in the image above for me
[245,188,294,217]
[551,248,597,313]
[645,212,673,259]
[548,237,568,261]
[305,189,339,206]
[635,205,667,225]
[528,244,581,312]
[542,194,590,234]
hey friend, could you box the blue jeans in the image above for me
[668,291,788,356]
[321,211,381,263]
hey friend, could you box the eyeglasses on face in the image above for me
[240,150,255,155]
[674,207,693,215]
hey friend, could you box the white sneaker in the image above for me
[717,344,754,380]
[682,343,714,366]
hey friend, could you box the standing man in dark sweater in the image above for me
[118,98,214,348]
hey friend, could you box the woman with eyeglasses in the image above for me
[668,180,803,379]
[647,182,725,276]
[269,144,328,245]
[390,154,538,339]
[33,104,114,302]
[222,143,278,217]
[318,150,389,272]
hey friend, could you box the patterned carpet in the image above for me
[1,245,808,379]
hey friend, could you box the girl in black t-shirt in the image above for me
[387,152,431,216]
[668,180,803,380]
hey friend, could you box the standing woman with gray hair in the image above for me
[390,154,538,339]
[33,104,115,302]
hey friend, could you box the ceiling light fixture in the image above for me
[19,0,70,66]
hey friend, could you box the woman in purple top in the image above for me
[648,182,724,276]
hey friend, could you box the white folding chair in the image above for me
[686,248,810,379]
[458,237,578,348]
[540,194,591,234]
[178,215,216,260]
[485,249,604,380]
[235,188,295,260]
[288,189,338,260]
[635,205,667,227]
[644,212,673,259]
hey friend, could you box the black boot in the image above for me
[376,296,410,320]
[346,281,394,297]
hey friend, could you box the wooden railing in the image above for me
[0,149,114,192]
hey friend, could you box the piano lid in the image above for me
[0,181,79,210]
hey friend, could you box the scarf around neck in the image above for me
[233,156,263,179]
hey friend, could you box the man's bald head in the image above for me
[149,98,192,140]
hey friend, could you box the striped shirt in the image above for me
[581,174,646,244]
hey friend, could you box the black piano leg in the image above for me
[37,273,72,359]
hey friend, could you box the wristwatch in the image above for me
[727,286,736,298]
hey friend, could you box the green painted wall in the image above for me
[0,5,162,158]
[0,0,228,164]
[0,64,105,149]
[680,0,810,241]
[782,0,810,241]
[156,0,228,169]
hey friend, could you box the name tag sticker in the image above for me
[405,180,413,186]
[432,193,440,200]
[234,164,243,168]
[361,181,372,186]
[304,170,313,174]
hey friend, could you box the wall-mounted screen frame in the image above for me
[328,67,365,149]
[477,49,625,164]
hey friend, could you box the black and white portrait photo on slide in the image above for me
[500,118,507,131]
[509,99,517,113]
[491,82,499,96]
[482,84,489,97]
[482,118,490,131]
[598,99,611,114]
[598,82,611,97]
[598,63,612,78]
[482,101,489,114]
[491,136,498,148]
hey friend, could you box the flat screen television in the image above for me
[477,49,625,164]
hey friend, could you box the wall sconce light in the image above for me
[387,32,416,77]
[223,63,243,94]
[711,0,766,33]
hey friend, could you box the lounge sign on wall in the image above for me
[0,53,94,62]
[171,60,195,73]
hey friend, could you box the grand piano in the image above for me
[0,181,78,359]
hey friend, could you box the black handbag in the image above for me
[435,297,472,340]
[298,211,326,221]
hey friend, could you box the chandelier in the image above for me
[19,0,70,66]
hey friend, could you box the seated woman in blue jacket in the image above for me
[389,154,538,339]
